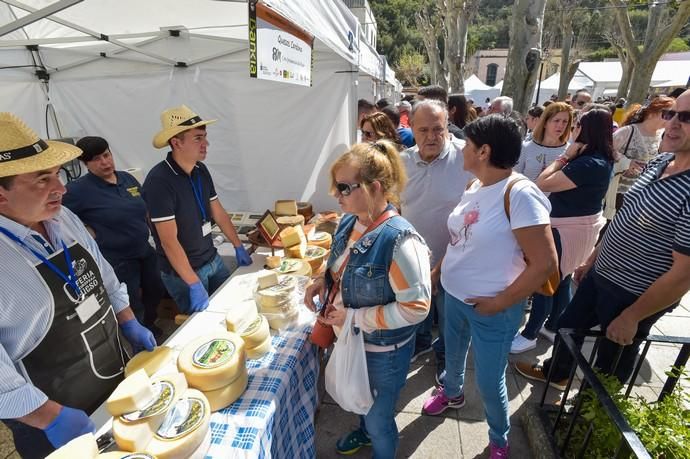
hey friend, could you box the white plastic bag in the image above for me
[324,309,374,415]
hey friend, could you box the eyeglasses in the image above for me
[661,109,690,124]
[361,129,376,140]
[576,100,587,107]
[335,182,362,196]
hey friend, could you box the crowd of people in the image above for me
[314,86,690,459]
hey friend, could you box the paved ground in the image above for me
[2,294,688,458]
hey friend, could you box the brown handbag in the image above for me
[309,209,399,348]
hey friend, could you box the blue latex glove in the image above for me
[120,318,156,353]
[188,281,210,313]
[44,406,95,449]
[235,245,252,266]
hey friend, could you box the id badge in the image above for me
[202,221,212,237]
[76,295,100,324]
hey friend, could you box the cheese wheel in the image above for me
[284,240,307,259]
[224,300,259,333]
[189,429,211,459]
[125,346,174,378]
[106,369,154,416]
[265,255,282,269]
[276,215,305,227]
[275,199,298,216]
[239,314,270,349]
[112,410,164,452]
[279,225,305,248]
[308,231,332,249]
[203,367,248,412]
[304,245,328,272]
[265,308,299,330]
[246,334,273,360]
[296,201,314,222]
[177,332,246,391]
[255,275,297,308]
[272,258,312,277]
[47,433,98,458]
[146,389,211,459]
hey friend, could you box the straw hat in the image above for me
[152,105,217,149]
[0,113,82,178]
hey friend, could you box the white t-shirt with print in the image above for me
[441,174,551,301]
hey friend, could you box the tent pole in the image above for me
[0,0,83,37]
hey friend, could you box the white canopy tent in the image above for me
[356,34,401,104]
[0,0,363,212]
[463,74,501,105]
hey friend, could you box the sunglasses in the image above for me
[361,129,376,139]
[335,182,362,196]
[661,109,690,123]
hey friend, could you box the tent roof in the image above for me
[538,71,592,91]
[464,74,492,91]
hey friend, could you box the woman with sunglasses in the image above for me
[305,140,431,458]
[511,108,614,354]
[603,95,674,222]
[422,115,556,459]
[515,102,573,182]
[360,112,403,150]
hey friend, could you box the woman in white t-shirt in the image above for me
[422,115,557,458]
[515,102,573,181]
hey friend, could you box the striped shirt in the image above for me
[331,220,431,351]
[0,207,129,418]
[596,153,690,296]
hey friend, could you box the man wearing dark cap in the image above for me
[63,136,164,337]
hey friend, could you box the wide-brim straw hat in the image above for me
[0,113,82,178]
[152,105,217,148]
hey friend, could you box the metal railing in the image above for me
[538,329,690,458]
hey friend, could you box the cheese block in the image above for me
[177,331,246,391]
[46,433,98,458]
[279,225,305,248]
[276,215,305,227]
[246,334,273,360]
[106,369,154,416]
[265,255,282,269]
[265,308,299,330]
[275,199,298,216]
[125,346,174,378]
[284,239,307,259]
[224,300,259,333]
[257,270,279,289]
[273,258,312,277]
[304,245,328,272]
[255,275,297,308]
[203,367,248,412]
[308,231,332,250]
[146,389,211,459]
[240,314,270,349]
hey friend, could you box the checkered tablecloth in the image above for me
[205,323,319,459]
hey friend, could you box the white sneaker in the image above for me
[510,334,537,354]
[539,327,556,343]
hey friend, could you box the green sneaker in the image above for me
[335,428,372,455]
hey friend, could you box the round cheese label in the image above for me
[275,259,300,273]
[121,380,175,422]
[305,246,326,259]
[241,315,263,336]
[155,397,205,440]
[192,339,236,369]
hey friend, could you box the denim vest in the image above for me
[326,206,421,346]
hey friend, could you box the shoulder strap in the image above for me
[503,177,529,222]
[622,125,635,157]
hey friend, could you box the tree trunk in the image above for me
[616,58,633,100]
[446,1,476,93]
[557,11,573,100]
[416,11,445,87]
[502,0,548,114]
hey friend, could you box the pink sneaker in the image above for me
[422,387,465,415]
[490,442,510,458]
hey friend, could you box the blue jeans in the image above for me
[521,275,572,340]
[443,292,524,448]
[159,253,231,314]
[414,284,446,358]
[359,337,414,459]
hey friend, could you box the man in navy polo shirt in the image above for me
[143,105,252,314]
[64,136,163,336]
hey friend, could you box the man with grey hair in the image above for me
[572,90,593,110]
[488,96,513,115]
[401,99,474,378]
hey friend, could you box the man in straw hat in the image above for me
[144,105,252,314]
[0,113,156,457]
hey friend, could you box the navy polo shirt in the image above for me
[63,171,151,263]
[142,152,218,273]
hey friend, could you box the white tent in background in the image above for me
[0,0,363,212]
[493,80,503,91]
[463,74,501,104]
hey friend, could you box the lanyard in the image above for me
[0,226,83,300]
[189,173,207,222]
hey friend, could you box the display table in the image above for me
[93,249,320,458]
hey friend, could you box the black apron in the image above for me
[20,241,125,415]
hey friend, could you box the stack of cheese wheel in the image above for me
[225,296,272,360]
[304,245,328,274]
[177,331,248,412]
[280,225,307,259]
[255,272,300,330]
[106,369,212,458]
[307,231,332,250]
[272,257,311,277]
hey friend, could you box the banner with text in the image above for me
[249,1,314,87]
